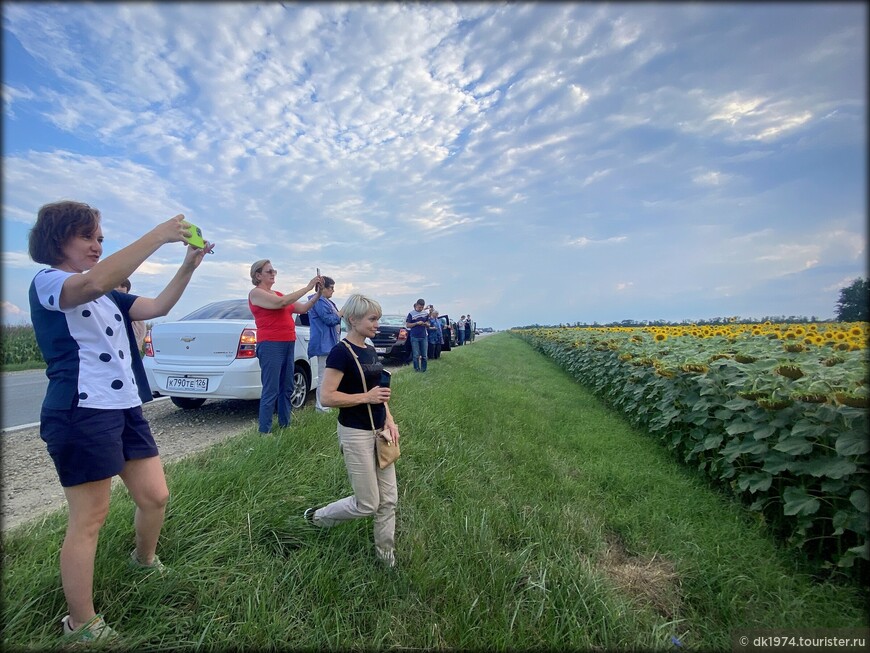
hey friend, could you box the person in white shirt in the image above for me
[29,200,214,643]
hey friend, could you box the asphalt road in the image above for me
[1,369,48,431]
[1,356,413,432]
[0,334,494,431]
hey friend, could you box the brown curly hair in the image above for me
[28,201,101,266]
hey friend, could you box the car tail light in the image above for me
[237,328,257,358]
[144,330,154,357]
[397,328,407,341]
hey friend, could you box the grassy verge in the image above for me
[1,361,47,373]
[2,334,867,651]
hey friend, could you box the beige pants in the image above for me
[313,424,398,558]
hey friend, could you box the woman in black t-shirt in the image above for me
[302,293,401,568]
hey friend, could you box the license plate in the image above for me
[166,376,208,392]
[375,347,386,354]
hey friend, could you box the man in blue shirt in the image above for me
[405,299,430,372]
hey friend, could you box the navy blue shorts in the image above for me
[39,405,159,487]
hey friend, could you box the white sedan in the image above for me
[143,298,320,410]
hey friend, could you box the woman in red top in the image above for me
[248,259,322,434]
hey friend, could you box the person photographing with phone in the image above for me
[248,260,322,434]
[307,274,342,412]
[304,293,401,569]
[28,201,214,643]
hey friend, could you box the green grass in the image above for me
[2,334,867,651]
[1,361,47,372]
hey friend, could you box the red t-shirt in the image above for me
[249,291,297,342]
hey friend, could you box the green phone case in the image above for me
[182,222,205,249]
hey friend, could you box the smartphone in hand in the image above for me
[315,267,321,291]
[182,222,206,249]
[379,369,392,388]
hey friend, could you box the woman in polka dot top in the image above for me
[28,200,214,642]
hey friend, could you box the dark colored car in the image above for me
[439,314,457,351]
[372,314,412,362]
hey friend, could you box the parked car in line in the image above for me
[371,314,411,363]
[438,314,457,351]
[143,298,317,410]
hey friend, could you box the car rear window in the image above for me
[181,300,253,320]
[379,315,407,326]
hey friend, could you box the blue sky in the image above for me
[2,2,866,331]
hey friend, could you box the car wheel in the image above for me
[170,397,207,410]
[291,364,310,409]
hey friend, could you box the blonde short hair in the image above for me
[341,293,382,331]
[250,259,270,286]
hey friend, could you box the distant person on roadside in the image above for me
[405,299,430,372]
[457,315,466,345]
[304,293,401,568]
[28,200,214,644]
[428,309,443,360]
[465,314,473,343]
[307,275,342,413]
[248,260,322,434]
[115,279,147,353]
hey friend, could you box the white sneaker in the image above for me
[376,548,396,569]
[316,406,332,413]
[61,614,120,644]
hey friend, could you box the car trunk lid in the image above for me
[150,320,250,367]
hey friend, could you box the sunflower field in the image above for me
[512,321,869,575]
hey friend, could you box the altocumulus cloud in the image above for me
[1,3,866,328]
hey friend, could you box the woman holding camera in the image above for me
[306,275,342,413]
[248,260,322,434]
[28,201,213,643]
[303,293,400,568]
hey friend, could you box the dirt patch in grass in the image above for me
[599,532,682,620]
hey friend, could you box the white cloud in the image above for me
[2,84,35,119]
[823,275,863,293]
[2,151,190,236]
[1,3,865,328]
[692,170,729,186]
[566,236,628,247]
[2,252,35,269]
[2,301,29,324]
[582,169,612,187]
[748,229,864,278]
[702,92,814,142]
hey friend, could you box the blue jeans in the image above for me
[410,337,428,372]
[458,329,465,345]
[256,340,295,432]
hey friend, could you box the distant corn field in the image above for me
[0,325,43,366]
